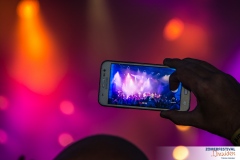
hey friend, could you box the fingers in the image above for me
[163,58,215,95]
[169,68,202,92]
[161,57,240,138]
[168,72,180,91]
[183,58,220,73]
[163,58,181,68]
[160,110,198,126]
[164,58,219,74]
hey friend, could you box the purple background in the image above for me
[0,0,239,159]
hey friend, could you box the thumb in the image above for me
[160,110,195,126]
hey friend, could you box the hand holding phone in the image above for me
[161,58,240,141]
[98,60,190,111]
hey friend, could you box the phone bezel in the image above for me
[98,60,190,111]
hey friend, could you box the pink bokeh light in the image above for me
[60,100,75,115]
[0,129,8,144]
[58,133,74,147]
[0,96,9,110]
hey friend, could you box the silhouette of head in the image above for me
[54,134,148,160]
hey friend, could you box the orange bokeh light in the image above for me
[172,146,189,160]
[10,0,67,95]
[176,125,191,132]
[60,101,75,115]
[17,0,40,19]
[164,18,184,41]
[58,133,74,147]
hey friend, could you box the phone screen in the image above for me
[108,63,182,110]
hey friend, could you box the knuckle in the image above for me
[211,73,227,85]
[196,78,211,93]
[212,72,224,79]
[176,66,185,74]
[198,73,226,93]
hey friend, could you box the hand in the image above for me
[160,58,240,140]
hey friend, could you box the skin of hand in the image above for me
[160,58,240,140]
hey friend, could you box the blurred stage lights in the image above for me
[58,133,74,147]
[176,125,191,132]
[164,18,184,41]
[60,100,75,115]
[11,0,67,95]
[17,0,40,19]
[0,96,8,110]
[0,129,8,144]
[172,146,189,160]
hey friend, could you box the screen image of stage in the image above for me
[108,63,182,110]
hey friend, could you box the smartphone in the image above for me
[98,60,190,111]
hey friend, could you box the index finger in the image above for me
[164,58,219,73]
[183,58,220,73]
[163,58,204,96]
[170,67,202,95]
[163,58,181,68]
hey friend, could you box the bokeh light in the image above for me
[176,24,208,58]
[60,100,75,115]
[0,96,8,110]
[58,133,74,147]
[17,0,40,19]
[164,18,184,41]
[0,129,8,144]
[10,0,67,95]
[172,146,189,160]
[87,0,119,59]
[176,125,191,132]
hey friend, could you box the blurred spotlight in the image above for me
[177,24,208,58]
[0,129,8,144]
[88,0,118,57]
[164,18,184,41]
[172,146,189,160]
[17,0,39,19]
[58,133,74,147]
[0,96,9,110]
[176,125,191,132]
[162,22,209,59]
[60,100,74,115]
[9,0,66,95]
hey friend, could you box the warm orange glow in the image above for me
[60,101,75,115]
[0,129,8,144]
[17,0,40,19]
[172,146,189,160]
[164,18,184,41]
[0,96,9,110]
[10,0,67,94]
[88,0,119,59]
[58,133,74,147]
[177,24,208,58]
[176,125,191,132]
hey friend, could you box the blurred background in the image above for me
[0,0,240,159]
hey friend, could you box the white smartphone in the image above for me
[98,60,190,111]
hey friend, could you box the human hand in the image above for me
[160,58,240,140]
